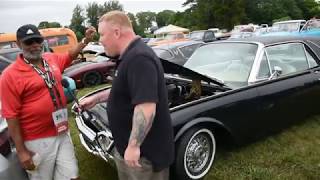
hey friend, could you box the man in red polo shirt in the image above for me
[0,24,95,180]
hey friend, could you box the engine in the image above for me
[165,75,226,108]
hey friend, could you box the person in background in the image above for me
[79,11,174,180]
[0,24,95,180]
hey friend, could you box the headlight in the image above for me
[96,131,114,153]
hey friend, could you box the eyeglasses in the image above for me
[23,38,44,46]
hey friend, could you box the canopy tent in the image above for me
[153,24,190,35]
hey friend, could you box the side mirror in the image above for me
[269,66,282,80]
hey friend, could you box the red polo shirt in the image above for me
[0,52,72,141]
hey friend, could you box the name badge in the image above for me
[52,108,68,134]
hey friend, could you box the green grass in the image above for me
[68,84,320,180]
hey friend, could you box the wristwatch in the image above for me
[81,38,89,45]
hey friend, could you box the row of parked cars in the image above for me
[72,35,320,180]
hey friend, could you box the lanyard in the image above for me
[24,58,63,110]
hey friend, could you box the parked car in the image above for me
[298,18,320,37]
[189,30,216,42]
[148,32,189,47]
[71,36,320,180]
[152,40,204,65]
[63,52,116,88]
[0,101,28,180]
[262,20,306,37]
[228,31,254,39]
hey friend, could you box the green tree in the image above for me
[38,21,61,29]
[99,0,123,17]
[156,10,175,27]
[127,12,145,37]
[70,4,86,41]
[182,0,245,30]
[49,22,61,28]
[136,11,157,31]
[86,2,100,30]
[38,21,50,29]
[295,0,320,19]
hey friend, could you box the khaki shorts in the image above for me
[113,149,169,180]
[24,132,79,180]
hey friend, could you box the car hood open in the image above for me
[160,58,227,88]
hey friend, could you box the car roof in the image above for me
[152,40,203,49]
[220,36,320,46]
[273,20,306,24]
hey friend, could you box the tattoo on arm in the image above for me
[129,106,155,146]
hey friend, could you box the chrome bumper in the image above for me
[74,115,114,162]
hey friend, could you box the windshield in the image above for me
[190,32,204,40]
[272,22,300,32]
[184,43,258,88]
[301,19,320,31]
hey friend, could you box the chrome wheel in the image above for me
[184,128,215,179]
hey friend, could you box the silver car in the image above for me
[0,102,28,180]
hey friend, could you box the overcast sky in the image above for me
[0,0,186,33]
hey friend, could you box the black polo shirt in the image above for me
[107,37,174,171]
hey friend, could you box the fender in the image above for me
[174,117,233,141]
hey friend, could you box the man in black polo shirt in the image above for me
[80,11,174,180]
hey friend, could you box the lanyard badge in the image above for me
[52,108,68,134]
[24,58,68,134]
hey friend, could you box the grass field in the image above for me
[67,84,320,180]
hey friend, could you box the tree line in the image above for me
[37,0,320,40]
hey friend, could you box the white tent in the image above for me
[154,24,189,35]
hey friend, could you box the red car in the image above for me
[63,53,115,88]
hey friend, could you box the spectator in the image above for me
[0,24,95,180]
[79,11,174,180]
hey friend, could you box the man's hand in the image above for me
[124,141,142,168]
[84,26,96,43]
[17,149,35,170]
[79,95,98,110]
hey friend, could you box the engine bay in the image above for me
[165,74,228,108]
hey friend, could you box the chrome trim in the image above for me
[75,116,96,141]
[97,131,114,153]
[248,42,266,84]
[79,134,96,154]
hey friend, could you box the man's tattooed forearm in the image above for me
[129,107,155,146]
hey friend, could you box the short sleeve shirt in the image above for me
[0,52,72,140]
[107,38,174,171]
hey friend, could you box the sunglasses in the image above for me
[23,38,44,46]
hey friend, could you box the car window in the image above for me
[257,52,271,79]
[204,32,214,40]
[265,43,309,76]
[179,44,202,59]
[305,49,318,68]
[45,35,69,47]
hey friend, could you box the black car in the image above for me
[189,30,217,42]
[72,36,320,180]
[152,40,204,65]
